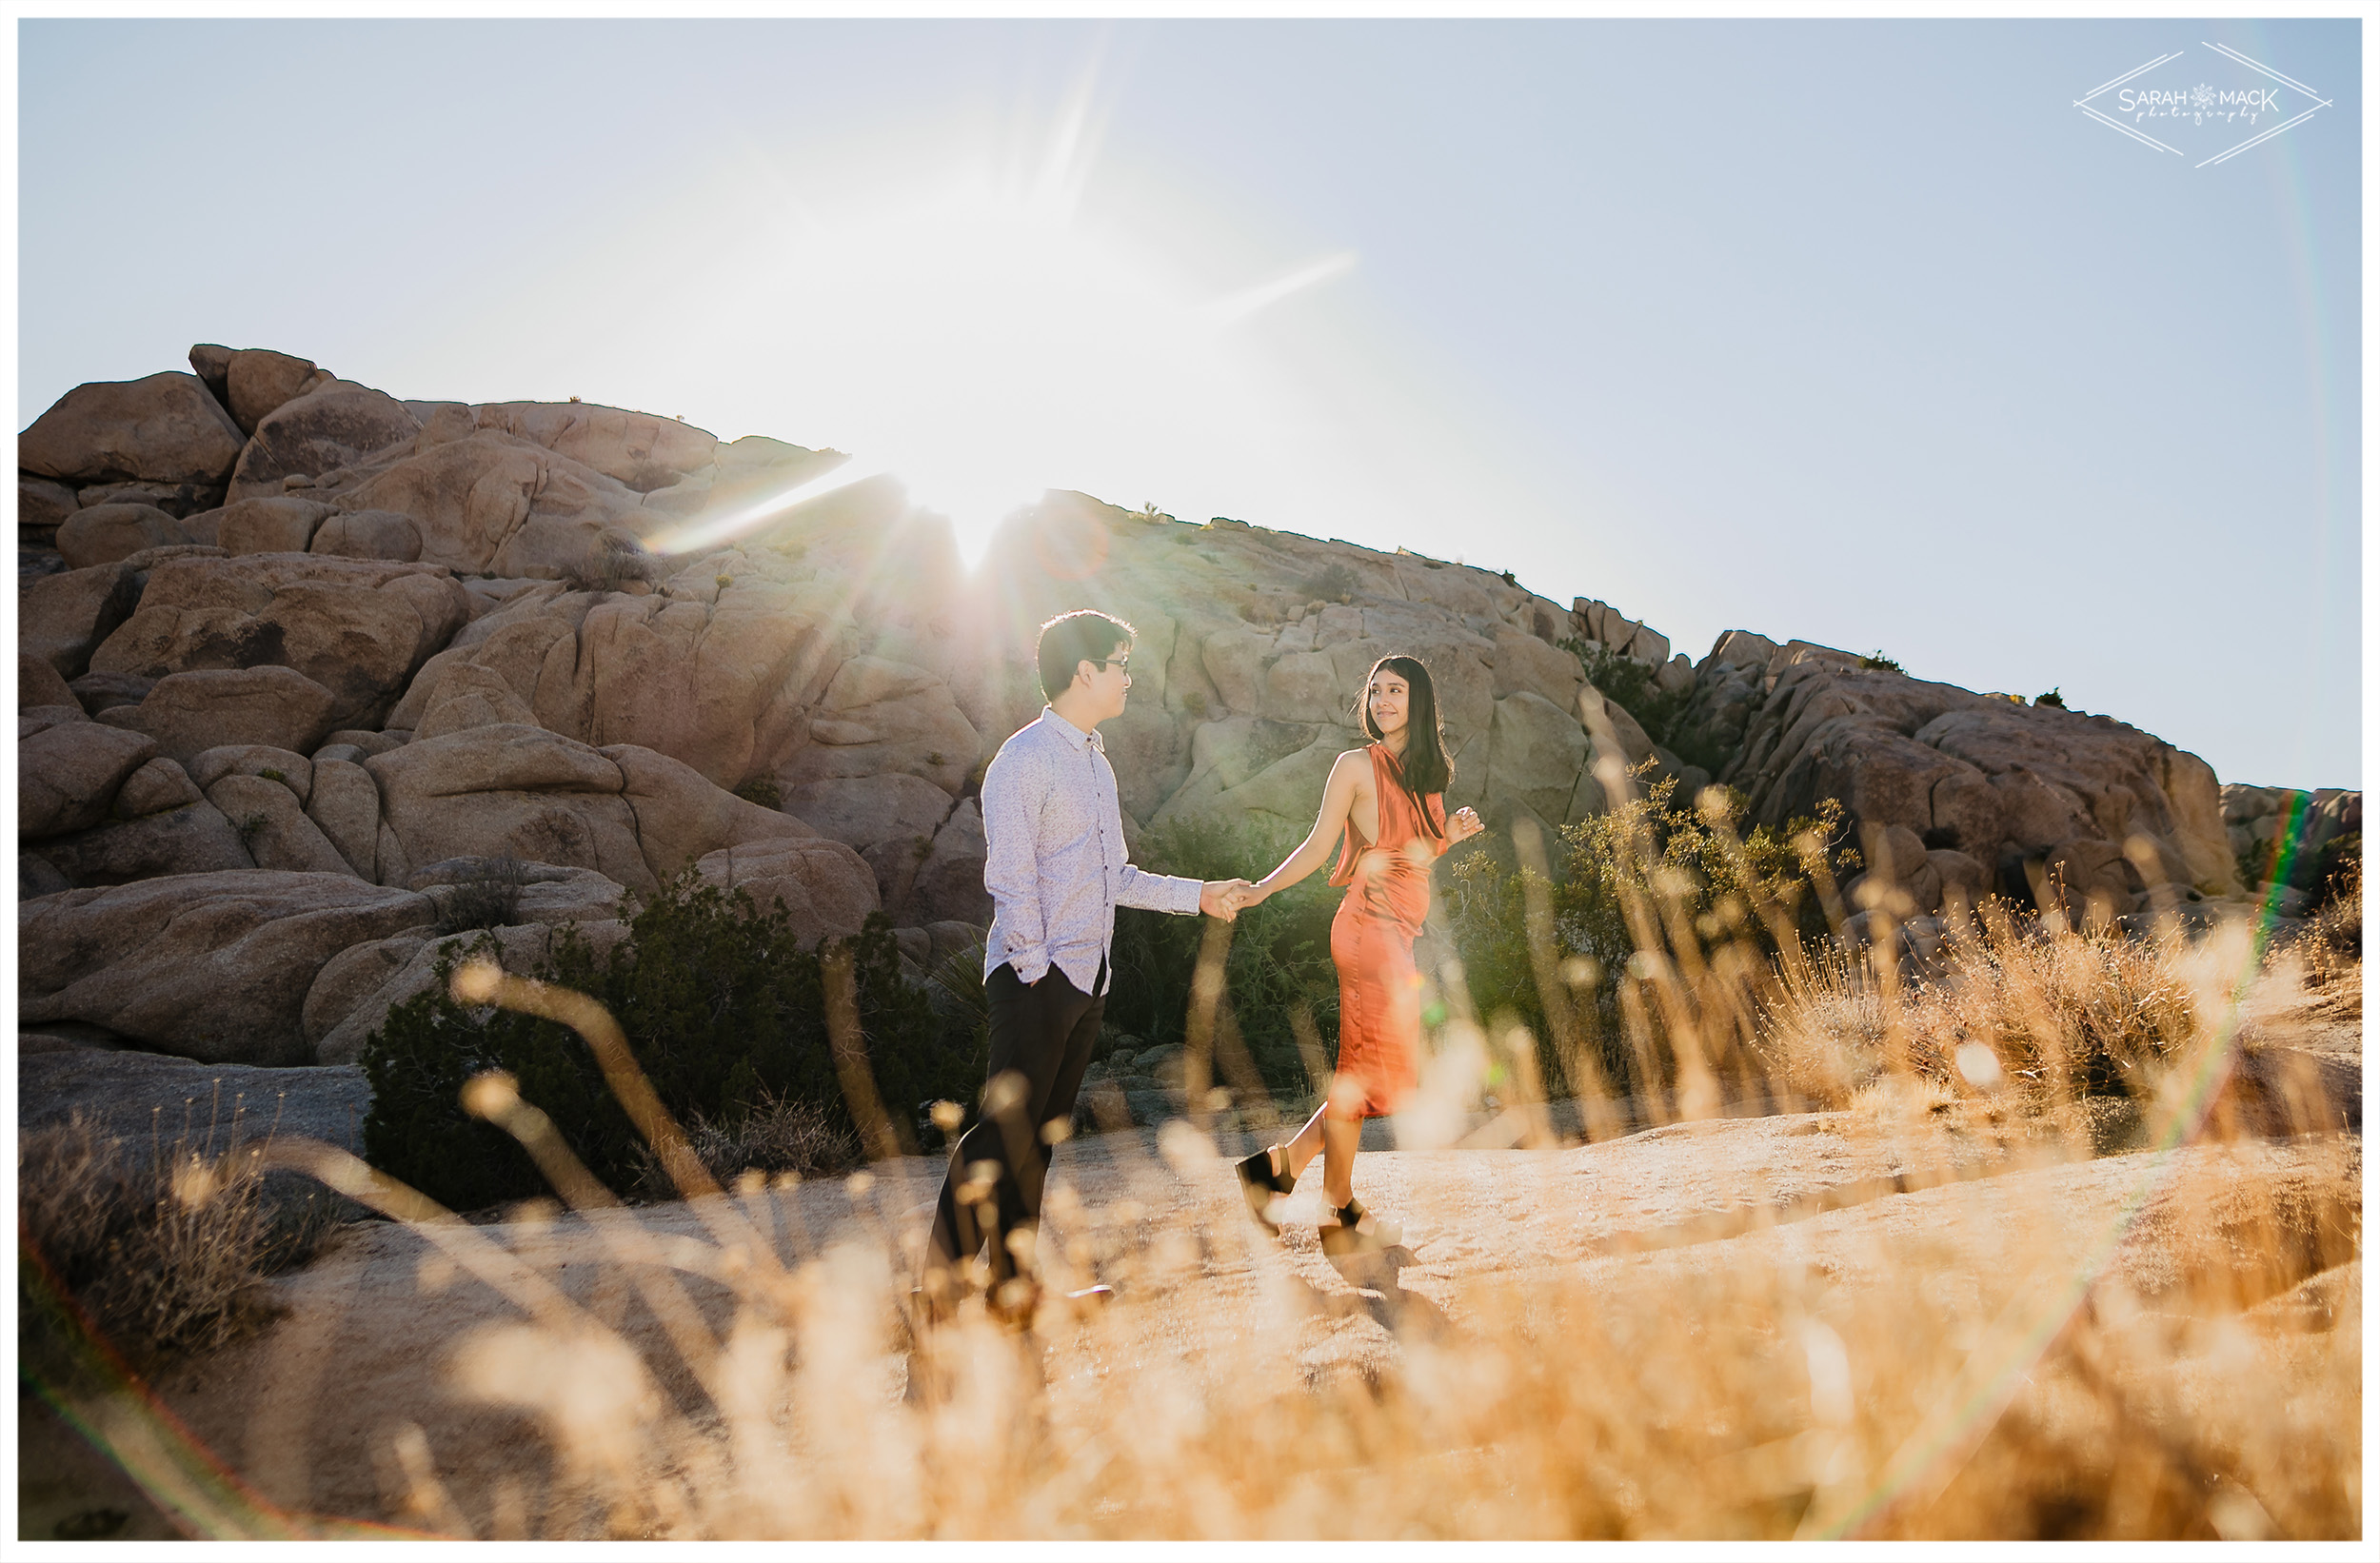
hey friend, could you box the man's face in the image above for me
[1078,640,1133,724]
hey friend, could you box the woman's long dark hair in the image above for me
[1354,654,1454,834]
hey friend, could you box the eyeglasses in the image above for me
[1090,655,1131,672]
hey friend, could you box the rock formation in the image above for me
[1674,635,2242,918]
[17,344,2349,1072]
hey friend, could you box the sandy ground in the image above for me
[20,1073,2361,1541]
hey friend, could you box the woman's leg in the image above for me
[1316,1114,1361,1209]
[1280,1081,1364,1197]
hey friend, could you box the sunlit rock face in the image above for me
[3,347,1807,952]
[20,344,2291,1066]
[1675,642,2244,910]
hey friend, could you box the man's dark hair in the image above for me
[1037,609,1136,701]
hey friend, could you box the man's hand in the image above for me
[1200,879,1252,921]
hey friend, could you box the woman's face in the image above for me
[1367,670,1412,738]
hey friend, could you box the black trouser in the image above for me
[922,959,1104,1293]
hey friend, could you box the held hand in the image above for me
[1446,806,1485,844]
[1200,879,1252,921]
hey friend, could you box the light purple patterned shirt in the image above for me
[981,707,1203,993]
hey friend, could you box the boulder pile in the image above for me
[1675,635,2243,930]
[17,345,2350,1078]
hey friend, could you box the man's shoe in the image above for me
[1236,1145,1297,1233]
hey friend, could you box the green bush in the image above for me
[430,855,532,935]
[2309,830,2361,909]
[360,874,983,1214]
[1557,637,1737,774]
[1441,775,1852,1099]
[2233,795,2362,908]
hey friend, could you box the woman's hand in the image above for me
[1200,879,1253,921]
[1231,881,1273,914]
[1446,806,1485,845]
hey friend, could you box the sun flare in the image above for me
[686,176,1352,561]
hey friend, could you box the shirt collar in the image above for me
[1041,705,1104,754]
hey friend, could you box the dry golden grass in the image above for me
[19,1110,335,1369]
[631,1091,863,1200]
[21,813,2363,1541]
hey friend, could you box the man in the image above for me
[920,608,1247,1320]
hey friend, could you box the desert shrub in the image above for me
[2035,687,2066,709]
[566,531,658,594]
[1107,814,1343,1105]
[1557,639,1731,772]
[634,1091,863,1197]
[1559,637,1680,730]
[2296,845,2361,993]
[430,854,530,935]
[361,874,982,1213]
[1762,923,2201,1110]
[1299,563,1359,603]
[2302,828,2359,905]
[1443,776,1854,1100]
[2235,795,2361,904]
[19,1115,335,1369]
[1861,650,1905,674]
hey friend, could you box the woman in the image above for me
[1231,655,1484,1254]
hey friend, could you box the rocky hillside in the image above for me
[18,346,2341,1072]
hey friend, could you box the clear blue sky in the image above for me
[17,18,2361,789]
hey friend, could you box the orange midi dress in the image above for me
[1325,743,1448,1119]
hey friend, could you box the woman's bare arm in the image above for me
[1241,751,1367,906]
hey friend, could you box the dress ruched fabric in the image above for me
[1325,743,1447,1118]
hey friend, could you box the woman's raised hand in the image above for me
[1446,806,1486,844]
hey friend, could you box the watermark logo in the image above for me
[2074,41,2331,168]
